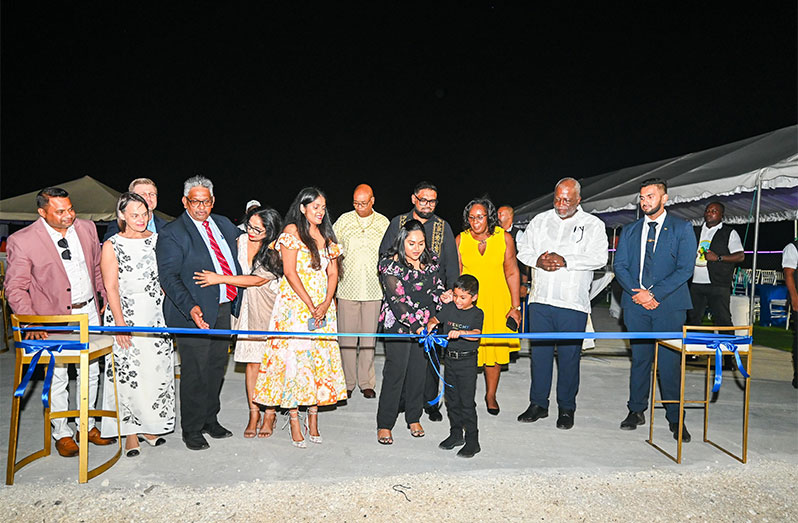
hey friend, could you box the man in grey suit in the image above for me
[613,178,697,441]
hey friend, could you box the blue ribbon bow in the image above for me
[14,339,89,408]
[683,334,751,392]
[418,328,452,406]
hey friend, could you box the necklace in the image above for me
[356,212,376,233]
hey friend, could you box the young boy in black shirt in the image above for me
[426,274,484,458]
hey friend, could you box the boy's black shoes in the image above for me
[425,406,443,422]
[457,441,481,458]
[439,432,465,450]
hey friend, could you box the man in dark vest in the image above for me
[379,181,458,422]
[782,239,797,388]
[686,202,744,327]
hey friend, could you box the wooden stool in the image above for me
[6,314,122,484]
[648,325,753,463]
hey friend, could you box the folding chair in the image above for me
[648,325,753,464]
[6,314,122,484]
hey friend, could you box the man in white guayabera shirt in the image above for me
[6,187,114,457]
[515,177,608,430]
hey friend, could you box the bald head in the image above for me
[553,177,581,219]
[352,184,375,217]
[497,205,515,230]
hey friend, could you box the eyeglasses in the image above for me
[353,200,371,208]
[186,198,212,208]
[467,214,487,222]
[414,195,438,206]
[57,238,71,260]
[138,191,158,199]
[245,222,265,235]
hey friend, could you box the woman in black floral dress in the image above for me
[376,220,447,445]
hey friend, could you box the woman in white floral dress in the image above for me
[100,192,175,457]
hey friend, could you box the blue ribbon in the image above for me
[14,339,89,408]
[418,328,452,406]
[683,334,752,392]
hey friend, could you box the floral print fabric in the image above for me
[378,256,445,334]
[253,233,347,407]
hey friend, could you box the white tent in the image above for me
[515,125,798,228]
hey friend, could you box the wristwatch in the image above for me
[718,255,724,262]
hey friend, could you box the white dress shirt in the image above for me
[638,210,667,288]
[188,214,239,303]
[42,218,94,303]
[516,206,608,313]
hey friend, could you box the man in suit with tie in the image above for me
[156,175,242,450]
[613,178,697,441]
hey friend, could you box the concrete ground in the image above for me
[1,308,796,521]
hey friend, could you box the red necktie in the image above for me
[202,220,238,302]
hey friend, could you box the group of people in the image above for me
[6,173,794,463]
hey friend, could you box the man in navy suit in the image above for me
[156,175,242,450]
[103,178,168,241]
[613,178,697,442]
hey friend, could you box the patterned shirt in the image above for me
[333,210,389,301]
[378,255,445,334]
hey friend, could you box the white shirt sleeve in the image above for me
[727,229,744,253]
[782,243,798,269]
[516,220,541,268]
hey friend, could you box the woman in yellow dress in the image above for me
[456,198,521,415]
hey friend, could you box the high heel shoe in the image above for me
[244,407,261,439]
[138,434,167,446]
[285,410,306,448]
[485,395,500,416]
[258,409,276,439]
[305,407,322,444]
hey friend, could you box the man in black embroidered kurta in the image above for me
[379,181,459,421]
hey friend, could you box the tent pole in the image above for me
[611,227,617,265]
[749,171,763,325]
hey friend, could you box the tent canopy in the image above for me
[515,126,798,228]
[0,175,172,223]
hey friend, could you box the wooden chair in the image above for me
[6,314,122,485]
[648,325,753,464]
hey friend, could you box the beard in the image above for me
[643,202,662,216]
[415,208,434,220]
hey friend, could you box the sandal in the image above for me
[244,408,261,439]
[408,423,425,438]
[258,409,276,439]
[377,429,393,445]
[305,406,322,444]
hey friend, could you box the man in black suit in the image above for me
[103,178,168,241]
[156,175,242,450]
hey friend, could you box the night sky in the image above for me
[2,3,796,230]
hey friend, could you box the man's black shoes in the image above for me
[669,422,692,443]
[202,422,233,439]
[517,404,548,423]
[438,431,465,450]
[556,409,575,430]
[620,410,645,430]
[182,432,210,451]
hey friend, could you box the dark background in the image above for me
[2,3,796,252]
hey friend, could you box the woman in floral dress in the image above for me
[376,219,446,445]
[252,187,346,448]
[100,192,175,457]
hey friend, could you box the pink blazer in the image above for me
[5,218,107,317]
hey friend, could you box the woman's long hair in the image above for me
[461,196,500,234]
[246,206,283,278]
[384,219,433,269]
[116,192,149,232]
[284,187,337,270]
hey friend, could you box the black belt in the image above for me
[70,296,94,309]
[445,349,478,360]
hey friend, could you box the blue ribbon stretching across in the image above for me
[418,328,452,406]
[14,339,89,408]
[683,334,752,392]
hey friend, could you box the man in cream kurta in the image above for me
[333,184,390,398]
